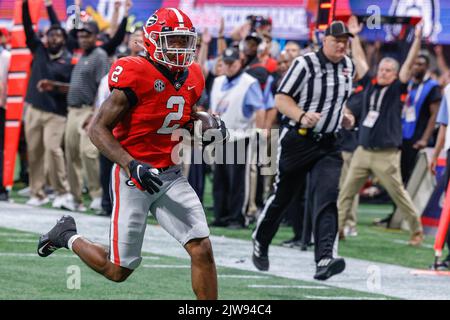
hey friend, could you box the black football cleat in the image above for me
[314,257,346,281]
[252,239,269,271]
[37,215,77,257]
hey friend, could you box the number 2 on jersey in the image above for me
[157,96,185,134]
[111,66,123,83]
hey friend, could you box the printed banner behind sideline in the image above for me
[349,0,450,44]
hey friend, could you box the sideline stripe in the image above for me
[0,232,36,237]
[0,252,76,258]
[410,269,450,277]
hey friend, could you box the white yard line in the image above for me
[218,275,270,279]
[142,264,190,269]
[1,202,449,300]
[304,295,387,300]
[248,285,328,289]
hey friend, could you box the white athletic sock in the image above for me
[68,234,82,252]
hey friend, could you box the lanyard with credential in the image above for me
[369,86,388,112]
[405,77,428,110]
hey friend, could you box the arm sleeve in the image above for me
[437,95,448,126]
[243,81,265,118]
[46,3,60,26]
[101,17,127,56]
[429,85,443,104]
[276,57,307,103]
[22,0,40,52]
[108,58,138,107]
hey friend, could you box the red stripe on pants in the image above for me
[113,165,121,265]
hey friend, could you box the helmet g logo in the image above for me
[147,14,158,27]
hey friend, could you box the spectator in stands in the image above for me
[0,28,11,201]
[338,17,424,245]
[241,31,275,221]
[46,0,130,56]
[401,54,441,184]
[21,0,72,207]
[210,47,265,228]
[62,21,109,212]
[258,32,278,73]
[284,41,301,60]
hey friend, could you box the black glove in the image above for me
[128,160,163,194]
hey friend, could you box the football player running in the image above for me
[37,8,218,300]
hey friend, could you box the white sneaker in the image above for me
[60,194,86,212]
[344,225,358,237]
[52,193,70,208]
[89,197,102,211]
[26,196,50,206]
[348,227,358,237]
[18,187,30,197]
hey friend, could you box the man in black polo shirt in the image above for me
[21,0,73,207]
[338,17,424,246]
[63,21,109,212]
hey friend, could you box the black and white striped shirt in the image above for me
[277,48,355,133]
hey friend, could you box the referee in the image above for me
[252,21,355,280]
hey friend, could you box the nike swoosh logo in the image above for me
[188,86,196,90]
[137,165,143,182]
[38,242,54,255]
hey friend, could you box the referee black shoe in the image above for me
[252,239,269,271]
[314,257,345,281]
[37,215,77,257]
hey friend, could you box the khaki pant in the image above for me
[338,151,359,231]
[338,146,422,234]
[65,107,101,203]
[24,105,69,198]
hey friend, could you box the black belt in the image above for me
[286,125,337,142]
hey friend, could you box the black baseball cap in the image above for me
[325,20,354,38]
[77,21,100,35]
[222,47,240,63]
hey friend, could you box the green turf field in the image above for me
[0,227,392,300]
[4,172,445,300]
[9,175,443,271]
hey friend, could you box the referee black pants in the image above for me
[253,127,343,262]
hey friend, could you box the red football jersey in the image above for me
[108,56,204,168]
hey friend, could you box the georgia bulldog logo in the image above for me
[385,0,442,42]
[146,14,158,27]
